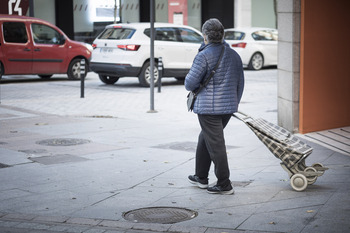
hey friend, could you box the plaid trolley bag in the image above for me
[233,112,328,191]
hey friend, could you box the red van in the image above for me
[0,14,92,80]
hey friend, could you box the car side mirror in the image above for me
[59,34,66,45]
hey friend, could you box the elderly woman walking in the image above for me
[185,18,245,195]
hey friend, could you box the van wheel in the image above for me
[138,61,158,87]
[68,58,86,80]
[248,52,264,70]
[99,75,119,84]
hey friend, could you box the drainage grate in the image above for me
[123,207,198,224]
[36,138,91,146]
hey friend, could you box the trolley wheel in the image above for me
[304,167,318,185]
[290,174,308,191]
[312,163,325,175]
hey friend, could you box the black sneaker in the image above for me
[188,175,208,189]
[207,184,234,195]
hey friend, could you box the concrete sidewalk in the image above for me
[0,71,349,233]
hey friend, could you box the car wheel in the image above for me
[138,61,159,87]
[39,75,53,79]
[248,52,264,70]
[68,58,86,80]
[99,75,120,84]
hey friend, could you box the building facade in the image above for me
[277,0,350,133]
[1,0,276,42]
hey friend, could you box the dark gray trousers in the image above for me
[195,114,232,187]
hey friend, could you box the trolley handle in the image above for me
[232,111,253,121]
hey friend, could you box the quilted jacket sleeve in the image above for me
[184,52,207,92]
[237,68,244,103]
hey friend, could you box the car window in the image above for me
[98,27,135,39]
[3,22,28,43]
[252,30,278,41]
[178,28,203,43]
[144,28,178,42]
[31,23,63,44]
[224,31,245,40]
[144,27,203,43]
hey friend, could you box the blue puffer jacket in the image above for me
[185,41,245,115]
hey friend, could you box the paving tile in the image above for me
[66,217,103,226]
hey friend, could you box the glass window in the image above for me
[144,27,203,43]
[224,31,245,40]
[31,23,63,44]
[98,28,135,40]
[3,22,28,43]
[252,30,278,41]
[178,28,203,43]
[144,28,177,42]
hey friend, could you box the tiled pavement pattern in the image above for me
[0,70,349,233]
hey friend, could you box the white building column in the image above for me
[234,0,251,28]
[277,0,301,133]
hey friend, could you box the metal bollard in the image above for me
[80,59,85,98]
[157,57,163,93]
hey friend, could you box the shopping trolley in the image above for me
[233,112,328,191]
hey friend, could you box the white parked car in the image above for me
[224,28,278,70]
[90,23,203,86]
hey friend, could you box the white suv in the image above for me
[90,23,203,86]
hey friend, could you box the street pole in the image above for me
[80,59,85,98]
[148,0,157,113]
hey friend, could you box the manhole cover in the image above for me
[36,138,91,146]
[123,207,197,224]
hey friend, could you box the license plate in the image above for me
[100,48,113,53]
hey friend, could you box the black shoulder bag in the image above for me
[187,45,225,111]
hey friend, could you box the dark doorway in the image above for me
[201,0,234,28]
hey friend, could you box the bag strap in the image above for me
[195,45,225,94]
